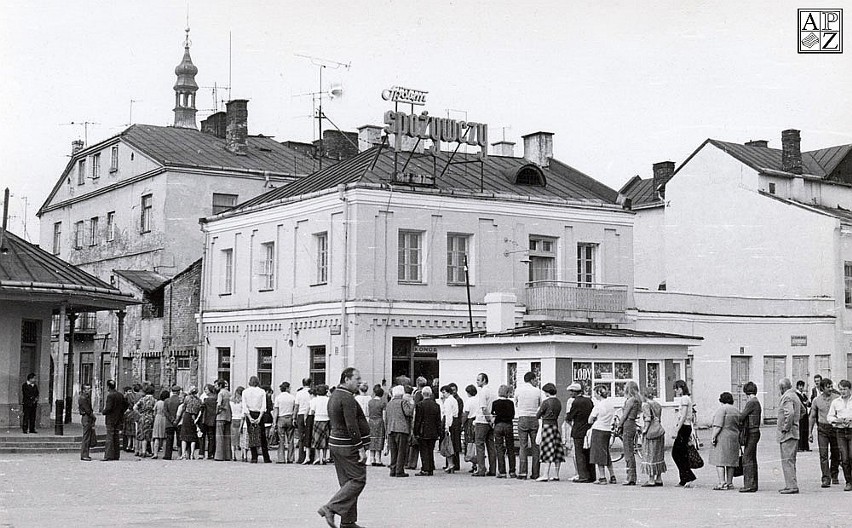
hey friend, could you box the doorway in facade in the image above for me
[763,356,786,424]
[730,356,750,411]
[391,337,438,385]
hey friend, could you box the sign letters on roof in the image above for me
[381,86,428,105]
[383,110,488,156]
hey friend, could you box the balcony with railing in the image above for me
[525,281,629,322]
[51,312,98,335]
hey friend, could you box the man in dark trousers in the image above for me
[318,367,370,528]
[21,373,39,434]
[413,386,442,476]
[162,386,181,460]
[102,380,126,461]
[565,382,596,483]
[406,376,428,470]
[78,383,96,461]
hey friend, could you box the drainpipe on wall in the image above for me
[339,184,350,373]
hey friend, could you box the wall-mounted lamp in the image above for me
[503,248,531,264]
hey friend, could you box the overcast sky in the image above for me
[1,0,850,242]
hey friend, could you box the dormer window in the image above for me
[513,164,546,187]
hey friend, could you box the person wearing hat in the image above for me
[564,382,596,483]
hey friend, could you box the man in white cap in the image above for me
[564,382,596,483]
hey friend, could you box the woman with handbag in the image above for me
[535,383,565,481]
[738,381,762,492]
[588,385,617,485]
[640,386,667,487]
[710,392,741,490]
[671,379,698,487]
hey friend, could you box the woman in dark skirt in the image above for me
[180,386,204,460]
[536,383,565,481]
[589,385,617,484]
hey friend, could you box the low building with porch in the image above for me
[0,229,135,431]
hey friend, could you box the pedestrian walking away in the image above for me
[318,367,371,528]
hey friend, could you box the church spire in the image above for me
[173,28,199,129]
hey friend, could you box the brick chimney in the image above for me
[491,141,515,157]
[201,111,227,139]
[225,100,249,155]
[522,132,553,167]
[315,130,358,160]
[745,140,768,148]
[71,140,84,155]
[485,292,517,333]
[781,129,802,174]
[653,161,676,198]
[357,125,383,152]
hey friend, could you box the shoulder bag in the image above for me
[645,404,665,440]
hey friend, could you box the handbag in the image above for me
[645,405,665,439]
[687,443,704,469]
[582,428,593,450]
[733,447,744,477]
[439,435,455,458]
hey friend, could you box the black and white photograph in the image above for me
[0,1,851,526]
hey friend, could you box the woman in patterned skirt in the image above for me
[640,386,667,486]
[180,386,204,460]
[310,384,331,464]
[134,385,157,458]
[367,385,387,466]
[536,383,565,481]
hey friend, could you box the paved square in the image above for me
[0,429,848,528]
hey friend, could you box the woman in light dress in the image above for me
[151,390,169,459]
[309,384,331,464]
[230,386,246,461]
[710,392,741,490]
[640,386,667,487]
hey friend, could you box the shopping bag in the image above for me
[687,443,704,469]
[733,449,744,477]
[439,435,455,458]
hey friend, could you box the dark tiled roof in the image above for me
[421,323,701,341]
[708,140,852,177]
[234,147,619,211]
[0,230,134,305]
[113,270,169,292]
[806,203,852,223]
[121,124,318,175]
[619,176,661,208]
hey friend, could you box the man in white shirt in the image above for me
[473,372,497,477]
[514,372,542,480]
[295,378,314,464]
[274,381,297,463]
[242,376,271,463]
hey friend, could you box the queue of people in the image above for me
[78,371,852,497]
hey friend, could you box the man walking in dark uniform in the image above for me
[318,367,370,528]
[102,380,126,461]
[162,386,181,460]
[21,373,39,433]
[78,383,96,461]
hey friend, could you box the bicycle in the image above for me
[609,417,643,463]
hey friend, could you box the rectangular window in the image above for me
[572,360,637,397]
[217,347,231,385]
[221,248,233,294]
[768,182,776,195]
[506,362,517,391]
[646,362,661,399]
[89,217,99,246]
[398,230,423,283]
[257,348,273,387]
[315,232,328,284]
[52,222,62,255]
[73,221,84,249]
[212,193,238,215]
[310,346,327,386]
[259,242,275,290]
[106,212,115,242]
[92,153,100,180]
[577,243,597,286]
[815,354,831,379]
[140,194,152,233]
[845,262,852,306]
[447,234,469,285]
[77,159,86,185]
[529,236,556,282]
[110,146,118,172]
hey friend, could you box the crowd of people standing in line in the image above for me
[77,370,852,496]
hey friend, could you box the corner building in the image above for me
[200,130,638,388]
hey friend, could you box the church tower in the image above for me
[173,28,199,129]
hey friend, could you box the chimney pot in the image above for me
[652,161,676,198]
[781,129,803,175]
[225,100,249,155]
[521,132,554,167]
[745,140,768,148]
[491,141,516,157]
[485,292,517,333]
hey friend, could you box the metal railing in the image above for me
[526,280,628,316]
